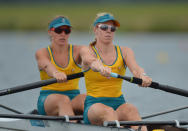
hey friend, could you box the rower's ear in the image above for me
[94,27,99,37]
[48,30,51,35]
[93,26,97,33]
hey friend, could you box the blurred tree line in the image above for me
[0,0,188,32]
[0,0,188,4]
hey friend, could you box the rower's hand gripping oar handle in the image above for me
[110,73,188,97]
[67,72,84,80]
[0,72,84,96]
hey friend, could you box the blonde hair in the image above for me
[94,12,113,23]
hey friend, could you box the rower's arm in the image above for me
[80,46,111,77]
[80,46,101,72]
[74,45,83,65]
[121,47,145,78]
[121,46,152,87]
[35,48,66,79]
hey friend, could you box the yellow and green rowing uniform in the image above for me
[40,44,81,91]
[37,44,82,115]
[84,45,126,98]
[83,44,127,124]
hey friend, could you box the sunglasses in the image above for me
[98,24,116,32]
[51,27,71,34]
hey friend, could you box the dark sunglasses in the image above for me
[51,27,71,34]
[98,24,116,32]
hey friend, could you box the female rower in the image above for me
[35,16,86,116]
[80,13,152,131]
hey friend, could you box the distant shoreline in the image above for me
[0,3,188,32]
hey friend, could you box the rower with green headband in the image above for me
[36,16,86,117]
[80,12,152,131]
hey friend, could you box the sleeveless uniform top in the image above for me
[40,44,82,91]
[84,45,127,97]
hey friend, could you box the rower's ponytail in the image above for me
[90,38,97,47]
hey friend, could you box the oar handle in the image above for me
[67,72,84,80]
[0,72,84,96]
[110,73,188,97]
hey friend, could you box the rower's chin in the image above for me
[104,36,113,41]
[103,39,112,44]
[57,40,67,45]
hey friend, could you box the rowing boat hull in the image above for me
[0,118,131,131]
[0,118,187,131]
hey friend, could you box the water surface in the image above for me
[0,31,188,120]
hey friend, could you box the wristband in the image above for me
[52,71,59,76]
[142,73,147,76]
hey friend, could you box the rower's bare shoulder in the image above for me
[80,46,89,53]
[73,45,84,53]
[73,45,81,49]
[35,48,48,55]
[80,45,89,49]
[35,48,49,60]
[80,45,95,56]
[120,46,134,56]
[72,45,81,55]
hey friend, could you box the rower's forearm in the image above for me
[132,67,145,78]
[82,56,102,72]
[41,63,58,77]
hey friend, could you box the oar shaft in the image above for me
[0,104,22,114]
[142,105,188,119]
[0,72,84,96]
[0,114,83,120]
[0,79,57,96]
[110,73,188,97]
[104,120,188,126]
[130,76,188,97]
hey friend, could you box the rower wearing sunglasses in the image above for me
[35,16,86,117]
[80,13,152,131]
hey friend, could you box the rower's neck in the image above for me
[51,43,69,53]
[95,42,114,54]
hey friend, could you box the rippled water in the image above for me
[0,31,188,120]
